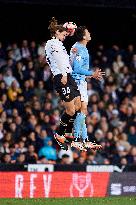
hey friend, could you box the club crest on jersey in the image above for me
[76,55,81,61]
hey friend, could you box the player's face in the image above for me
[84,29,91,42]
[56,30,68,42]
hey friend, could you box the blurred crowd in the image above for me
[0,40,136,167]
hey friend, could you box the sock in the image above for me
[65,111,78,134]
[73,112,86,141]
[65,119,74,134]
[57,112,72,136]
[82,119,88,142]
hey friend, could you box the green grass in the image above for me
[0,197,136,205]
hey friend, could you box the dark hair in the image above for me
[74,26,87,41]
[48,17,67,37]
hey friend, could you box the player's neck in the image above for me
[79,40,87,47]
[52,36,62,42]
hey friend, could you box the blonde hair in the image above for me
[48,17,67,37]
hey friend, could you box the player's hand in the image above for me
[86,76,93,79]
[61,75,67,85]
[92,68,105,81]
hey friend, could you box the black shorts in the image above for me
[53,73,80,102]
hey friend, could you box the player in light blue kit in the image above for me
[70,26,105,149]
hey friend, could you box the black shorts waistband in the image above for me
[54,73,71,78]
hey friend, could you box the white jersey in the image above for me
[45,38,72,76]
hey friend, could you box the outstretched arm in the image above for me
[71,48,105,79]
[89,68,105,80]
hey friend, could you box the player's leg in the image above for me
[55,98,77,150]
[73,81,88,142]
[80,101,102,150]
[80,101,88,142]
[62,75,87,151]
[66,80,86,141]
[65,96,81,136]
[78,82,102,150]
[63,97,86,151]
[63,96,86,151]
[59,78,88,151]
[54,74,81,150]
[67,96,87,151]
[63,74,82,141]
[53,74,73,150]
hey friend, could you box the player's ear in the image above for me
[83,36,86,40]
[56,30,60,35]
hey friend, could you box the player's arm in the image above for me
[71,48,105,80]
[72,50,93,76]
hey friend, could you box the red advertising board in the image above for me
[0,172,109,198]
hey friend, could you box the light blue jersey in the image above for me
[70,42,93,141]
[70,42,93,82]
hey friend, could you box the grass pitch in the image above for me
[0,197,136,205]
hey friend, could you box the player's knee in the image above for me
[81,108,88,115]
[66,108,76,116]
[75,103,81,112]
[75,100,81,111]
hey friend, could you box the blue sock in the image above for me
[73,112,86,140]
[82,119,88,142]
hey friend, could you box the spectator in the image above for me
[58,145,73,163]
[30,41,38,59]
[7,80,22,102]
[38,42,45,57]
[0,122,4,140]
[0,141,10,154]
[112,54,124,72]
[0,81,7,96]
[16,153,26,164]
[60,154,71,165]
[9,145,18,163]
[21,40,30,61]
[38,139,57,161]
[25,145,38,164]
[130,54,136,72]
[15,61,25,84]
[16,141,27,153]
[128,126,136,145]
[3,69,19,88]
[12,43,22,62]
[34,81,46,103]
[86,152,97,164]
[110,109,121,128]
[37,156,48,164]
[77,156,86,165]
[2,154,11,164]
